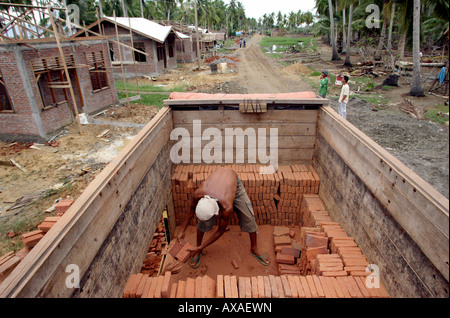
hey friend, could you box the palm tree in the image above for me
[328,0,341,60]
[409,0,425,96]
[344,2,354,66]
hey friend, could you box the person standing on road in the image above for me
[339,75,350,119]
[319,70,329,98]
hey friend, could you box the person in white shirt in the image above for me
[339,76,350,119]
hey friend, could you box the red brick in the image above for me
[195,276,203,298]
[185,277,196,298]
[319,276,337,298]
[305,275,318,298]
[299,276,312,298]
[54,199,74,214]
[230,276,239,298]
[329,277,345,298]
[336,277,352,298]
[257,276,265,298]
[345,276,364,298]
[176,241,194,263]
[122,274,137,298]
[263,276,272,298]
[136,275,148,298]
[216,275,224,298]
[275,276,285,298]
[130,273,145,298]
[251,276,259,298]
[244,277,252,298]
[21,230,45,248]
[224,275,232,298]
[312,275,325,298]
[353,275,371,298]
[141,277,153,298]
[201,275,216,298]
[280,247,301,258]
[276,253,296,265]
[238,276,246,298]
[169,283,178,298]
[154,275,165,298]
[176,280,186,298]
[280,275,292,298]
[161,271,172,298]
[231,259,239,269]
[269,275,279,298]
[293,276,306,298]
[286,276,298,298]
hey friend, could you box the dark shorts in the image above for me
[196,177,258,233]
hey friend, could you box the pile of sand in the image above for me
[282,63,313,76]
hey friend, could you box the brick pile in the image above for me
[171,164,320,226]
[122,273,389,298]
[141,218,168,276]
[0,199,72,283]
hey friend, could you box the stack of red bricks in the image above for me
[171,164,320,226]
[123,271,176,298]
[298,229,329,275]
[275,165,320,226]
[20,199,72,250]
[311,254,347,277]
[273,226,301,274]
[300,194,333,227]
[141,219,169,276]
[123,273,389,298]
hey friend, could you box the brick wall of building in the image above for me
[0,40,118,141]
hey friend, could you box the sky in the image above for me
[226,0,317,20]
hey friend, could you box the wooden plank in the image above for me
[177,136,316,150]
[174,123,317,137]
[314,134,448,297]
[171,147,314,165]
[0,107,173,298]
[318,106,449,282]
[165,98,328,106]
[172,109,319,124]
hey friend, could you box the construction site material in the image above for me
[171,164,320,226]
[1,94,447,299]
[122,273,389,298]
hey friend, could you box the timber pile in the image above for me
[171,164,320,226]
[122,272,390,298]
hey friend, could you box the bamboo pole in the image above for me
[128,16,141,103]
[113,10,129,106]
[47,7,82,135]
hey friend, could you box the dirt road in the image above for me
[235,35,448,198]
[238,35,311,93]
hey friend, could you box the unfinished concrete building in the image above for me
[76,17,182,78]
[0,5,122,142]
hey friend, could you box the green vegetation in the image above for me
[117,93,167,109]
[424,104,449,124]
[115,81,188,93]
[351,94,389,108]
[260,36,318,52]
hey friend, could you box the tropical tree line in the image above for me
[258,10,315,33]
[314,0,449,96]
[0,0,257,35]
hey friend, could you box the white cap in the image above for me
[195,195,220,221]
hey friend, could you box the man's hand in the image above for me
[176,230,186,243]
[187,246,202,255]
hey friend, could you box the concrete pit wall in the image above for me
[313,106,449,298]
[0,107,174,298]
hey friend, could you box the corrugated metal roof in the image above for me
[104,17,172,43]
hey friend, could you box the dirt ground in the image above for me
[0,33,448,269]
[171,225,282,280]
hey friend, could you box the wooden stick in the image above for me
[10,159,27,173]
[128,16,141,103]
[48,8,82,135]
[113,11,129,106]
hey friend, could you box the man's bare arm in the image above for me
[176,196,198,241]
[188,208,231,252]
